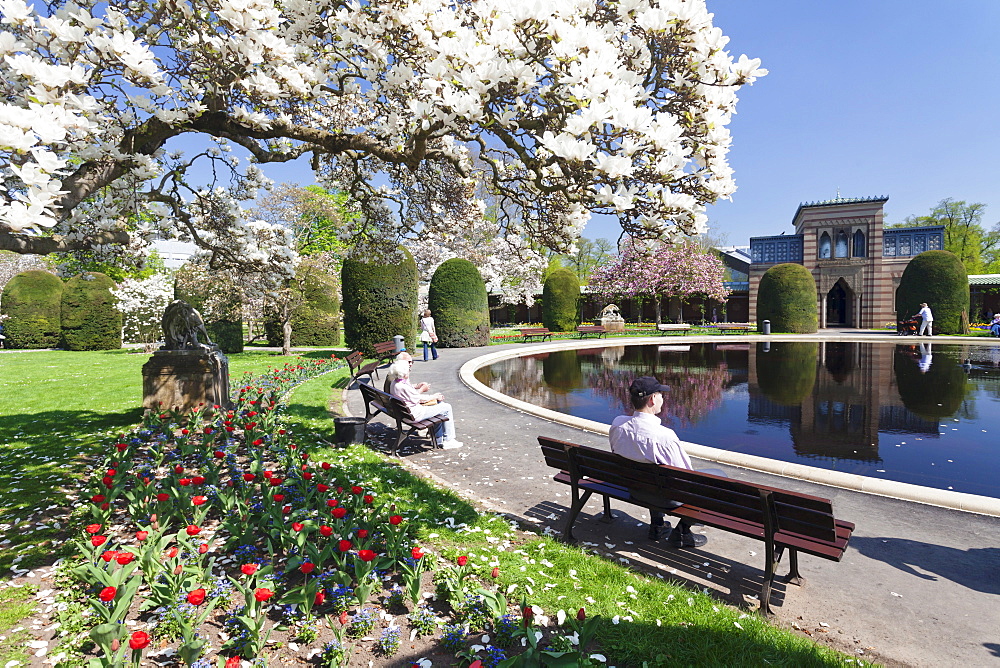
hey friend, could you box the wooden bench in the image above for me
[358,382,449,456]
[576,325,607,339]
[537,436,854,615]
[656,324,692,335]
[372,340,399,361]
[710,323,755,334]
[346,351,380,383]
[520,327,552,342]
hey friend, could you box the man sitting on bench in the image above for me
[609,376,707,548]
[388,360,463,449]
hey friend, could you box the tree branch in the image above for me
[0,228,131,255]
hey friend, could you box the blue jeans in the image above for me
[991,324,1000,337]
[422,341,438,361]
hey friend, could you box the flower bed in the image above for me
[53,357,608,667]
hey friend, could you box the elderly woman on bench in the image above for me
[387,360,463,449]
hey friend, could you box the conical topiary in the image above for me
[428,258,490,347]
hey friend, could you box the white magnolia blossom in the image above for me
[0,0,765,271]
[110,272,173,346]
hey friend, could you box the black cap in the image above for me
[629,376,670,401]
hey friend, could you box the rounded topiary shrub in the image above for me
[0,269,64,349]
[264,263,341,347]
[896,250,969,335]
[174,266,244,354]
[542,268,580,332]
[894,345,967,419]
[756,263,817,334]
[342,248,418,356]
[755,341,818,405]
[61,272,121,350]
[428,258,490,348]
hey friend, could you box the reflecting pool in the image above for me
[474,341,1000,498]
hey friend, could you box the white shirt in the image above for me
[918,306,933,322]
[609,412,693,469]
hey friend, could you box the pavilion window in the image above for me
[853,230,866,257]
[835,231,848,258]
[819,232,832,259]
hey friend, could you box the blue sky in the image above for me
[585,0,1000,247]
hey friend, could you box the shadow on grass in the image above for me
[0,407,143,571]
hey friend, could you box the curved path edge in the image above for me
[458,335,1000,518]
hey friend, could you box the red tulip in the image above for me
[214,451,225,459]
[457,555,468,567]
[100,550,116,563]
[224,656,241,668]
[187,588,206,605]
[363,494,373,504]
[282,505,291,514]
[338,611,349,625]
[135,530,148,541]
[358,549,376,562]
[174,465,184,474]
[191,496,207,506]
[91,494,105,503]
[166,547,179,558]
[254,588,273,602]
[332,507,347,519]
[91,535,107,547]
[269,478,283,487]
[85,523,102,534]
[357,529,369,539]
[326,499,338,507]
[292,522,304,533]
[319,525,333,537]
[192,476,205,485]
[316,483,329,493]
[156,493,168,502]
[300,562,315,574]
[350,486,363,495]
[314,590,325,606]
[339,539,352,552]
[303,472,313,480]
[186,524,200,536]
[411,547,424,560]
[198,543,209,554]
[577,607,586,621]
[99,586,116,602]
[321,462,331,470]
[491,567,500,579]
[179,478,191,486]
[243,473,255,482]
[128,630,150,650]
[389,515,402,526]
[117,552,135,565]
[273,494,285,503]
[522,606,533,625]
[241,564,258,576]
[262,471,273,479]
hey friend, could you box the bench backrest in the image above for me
[373,341,398,355]
[538,436,837,542]
[521,328,548,334]
[359,381,415,422]
[346,351,364,370]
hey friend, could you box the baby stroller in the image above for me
[896,319,918,336]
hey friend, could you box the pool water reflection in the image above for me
[474,341,1000,498]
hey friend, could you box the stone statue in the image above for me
[142,300,230,413]
[161,300,215,351]
[599,303,626,332]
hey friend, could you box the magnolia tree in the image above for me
[590,238,729,323]
[110,272,173,350]
[0,0,764,275]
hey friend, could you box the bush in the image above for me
[755,342,818,405]
[428,259,490,348]
[756,263,817,334]
[265,263,341,347]
[174,265,244,353]
[60,272,121,350]
[896,250,969,335]
[0,269,64,349]
[342,248,418,356]
[542,268,580,332]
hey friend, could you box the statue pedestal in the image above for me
[142,349,230,413]
[601,318,626,332]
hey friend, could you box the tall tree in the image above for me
[0,0,765,278]
[897,199,1000,273]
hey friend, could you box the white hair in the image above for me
[388,360,411,379]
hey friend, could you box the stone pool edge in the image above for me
[459,336,1000,518]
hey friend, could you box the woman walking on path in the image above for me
[419,309,439,361]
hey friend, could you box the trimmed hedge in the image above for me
[61,272,121,351]
[896,250,969,335]
[173,268,244,354]
[755,342,818,405]
[0,269,64,349]
[342,248,418,356]
[428,258,490,348]
[756,263,817,334]
[542,268,580,332]
[265,263,341,347]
